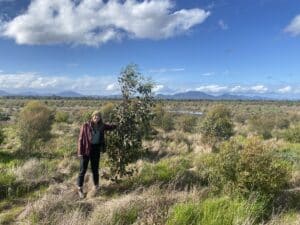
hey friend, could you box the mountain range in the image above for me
[0,90,297,100]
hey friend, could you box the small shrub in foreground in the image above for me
[195,137,292,199]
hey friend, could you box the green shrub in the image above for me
[75,109,93,123]
[54,111,69,123]
[101,102,115,122]
[0,172,16,199]
[0,127,4,145]
[200,105,234,147]
[166,196,264,225]
[177,115,198,133]
[18,101,54,151]
[237,138,291,197]
[283,125,300,143]
[195,137,291,198]
[153,104,174,131]
[161,113,175,132]
[0,112,10,121]
[248,114,275,139]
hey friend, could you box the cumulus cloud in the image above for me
[105,82,119,92]
[250,85,268,93]
[285,15,300,36]
[196,85,228,93]
[0,0,210,46]
[278,86,292,94]
[0,72,116,95]
[153,84,164,92]
[230,85,248,93]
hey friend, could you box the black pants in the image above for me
[77,144,101,187]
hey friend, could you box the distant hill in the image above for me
[156,91,271,100]
[157,91,215,100]
[55,91,83,97]
[0,90,10,96]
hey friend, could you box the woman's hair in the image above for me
[91,110,101,118]
[91,110,104,126]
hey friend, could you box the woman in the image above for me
[77,110,116,198]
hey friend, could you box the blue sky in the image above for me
[0,0,300,98]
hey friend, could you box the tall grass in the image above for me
[166,196,265,225]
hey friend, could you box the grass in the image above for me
[125,155,201,190]
[111,205,139,225]
[166,196,265,225]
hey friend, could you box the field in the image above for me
[0,97,300,225]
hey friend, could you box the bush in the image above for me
[195,137,292,199]
[0,112,10,121]
[18,101,54,151]
[248,114,275,139]
[101,102,115,122]
[177,115,198,133]
[0,172,16,199]
[283,125,300,143]
[54,111,69,123]
[0,127,4,145]
[74,109,93,124]
[153,104,174,131]
[166,196,264,225]
[161,113,175,132]
[237,138,291,198]
[200,105,234,147]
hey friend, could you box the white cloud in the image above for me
[200,72,214,76]
[278,86,292,94]
[0,0,210,46]
[105,82,119,92]
[0,72,116,95]
[196,85,228,93]
[153,84,164,92]
[250,85,268,93]
[285,15,300,36]
[148,67,185,73]
[218,19,228,30]
[230,85,248,93]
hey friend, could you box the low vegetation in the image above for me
[0,90,300,224]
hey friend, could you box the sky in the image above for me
[0,0,300,98]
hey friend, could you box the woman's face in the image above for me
[92,114,101,123]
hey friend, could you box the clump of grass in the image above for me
[24,193,92,225]
[166,196,265,225]
[0,206,24,224]
[129,156,199,189]
[264,211,300,225]
[0,172,16,199]
[111,204,139,225]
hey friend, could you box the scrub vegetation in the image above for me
[0,68,300,224]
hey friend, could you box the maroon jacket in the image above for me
[77,121,116,156]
